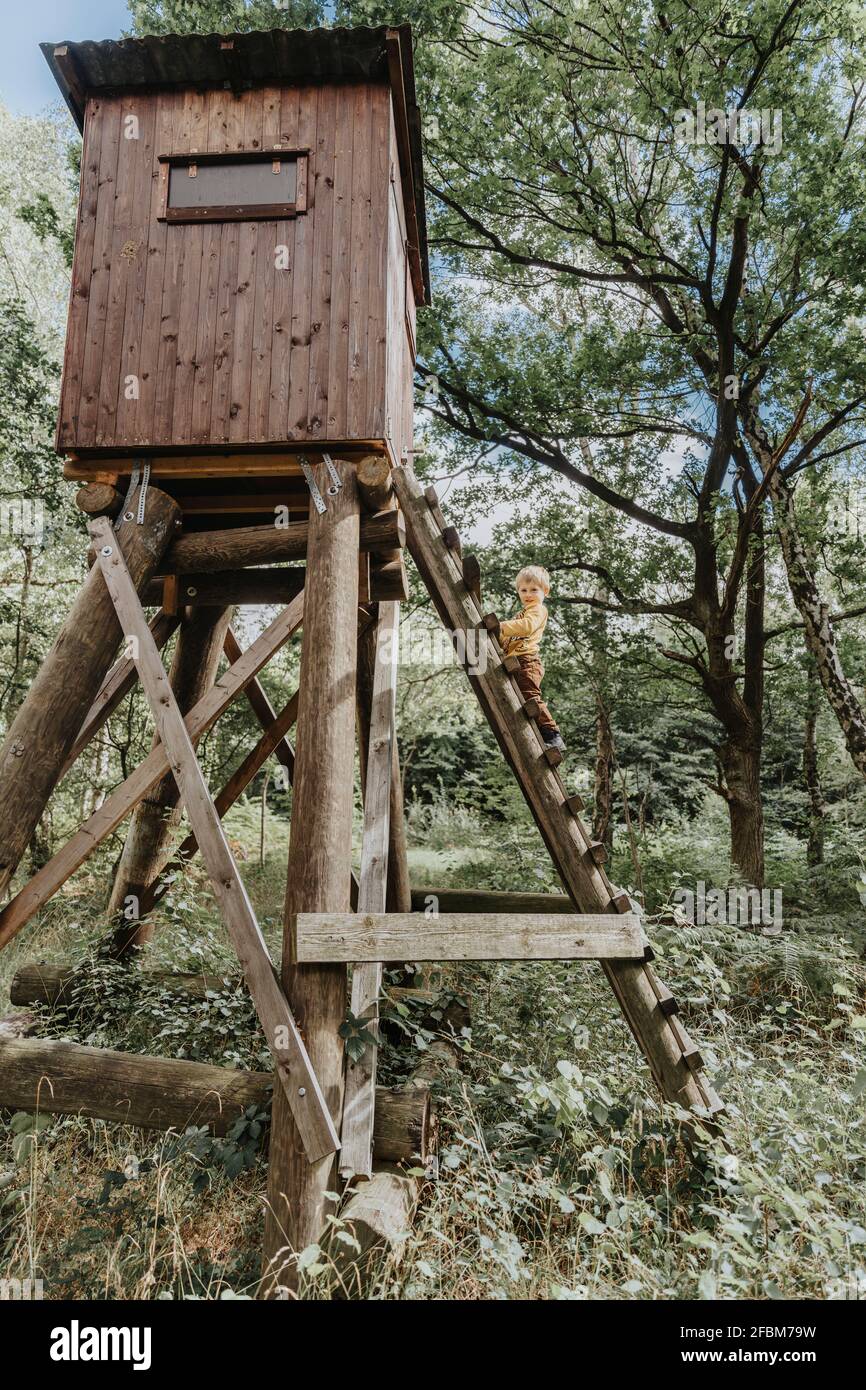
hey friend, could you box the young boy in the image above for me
[497,565,566,753]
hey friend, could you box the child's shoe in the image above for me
[541,728,566,753]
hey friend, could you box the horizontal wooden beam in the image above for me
[0,1037,432,1160]
[408,886,573,914]
[62,443,390,482]
[356,454,394,512]
[161,510,404,573]
[293,912,644,962]
[143,569,305,608]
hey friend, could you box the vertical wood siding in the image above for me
[59,80,411,454]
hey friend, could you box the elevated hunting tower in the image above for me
[0,25,722,1298]
[46,24,428,501]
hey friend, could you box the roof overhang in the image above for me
[41,24,430,305]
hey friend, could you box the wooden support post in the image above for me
[91,518,337,1162]
[356,606,412,914]
[107,604,234,955]
[342,601,399,1180]
[0,598,305,951]
[0,486,180,899]
[262,458,361,1296]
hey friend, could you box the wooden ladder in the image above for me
[391,467,723,1120]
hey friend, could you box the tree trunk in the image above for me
[803,662,826,866]
[262,460,360,1298]
[769,470,866,779]
[106,603,233,956]
[719,732,764,889]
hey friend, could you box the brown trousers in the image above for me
[513,655,559,733]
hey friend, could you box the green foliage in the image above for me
[17,193,75,269]
[127,0,326,35]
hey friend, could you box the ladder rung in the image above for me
[502,654,522,674]
[586,841,607,865]
[564,794,584,814]
[462,554,481,606]
[423,486,448,533]
[543,745,562,767]
[681,1044,704,1072]
[442,525,461,556]
[521,698,541,721]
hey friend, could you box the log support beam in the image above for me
[0,485,180,899]
[262,457,361,1296]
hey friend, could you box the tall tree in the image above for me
[351,0,866,884]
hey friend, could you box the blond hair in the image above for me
[515,565,550,595]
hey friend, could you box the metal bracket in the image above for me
[322,453,342,496]
[135,461,152,525]
[118,459,151,527]
[300,460,327,515]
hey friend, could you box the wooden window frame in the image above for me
[157,148,309,223]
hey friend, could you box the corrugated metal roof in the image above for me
[41,25,430,302]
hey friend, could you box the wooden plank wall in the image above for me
[384,102,416,466]
[58,81,412,454]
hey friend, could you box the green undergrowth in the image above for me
[1,796,865,1299]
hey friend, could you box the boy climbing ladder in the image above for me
[494,566,566,754]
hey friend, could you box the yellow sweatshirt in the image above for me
[499,600,548,657]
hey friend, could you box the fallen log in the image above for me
[9,962,239,1009]
[0,1037,431,1160]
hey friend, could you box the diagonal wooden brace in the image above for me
[138,688,300,918]
[90,517,337,1164]
[0,594,305,951]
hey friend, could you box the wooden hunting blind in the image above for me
[43,25,428,508]
[0,24,722,1298]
